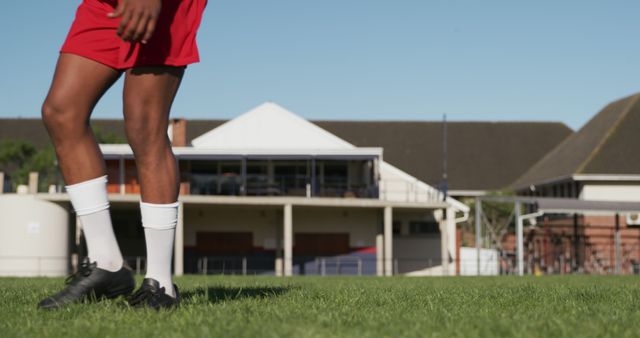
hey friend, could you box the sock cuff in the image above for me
[140,201,180,230]
[66,175,110,216]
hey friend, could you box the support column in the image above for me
[376,223,384,276]
[615,213,621,275]
[0,172,4,194]
[275,219,283,276]
[241,157,247,196]
[572,213,579,272]
[119,157,125,195]
[440,209,449,276]
[173,202,184,276]
[28,172,38,194]
[311,157,317,197]
[446,208,455,276]
[515,201,524,276]
[384,206,393,276]
[284,204,293,277]
[475,198,482,276]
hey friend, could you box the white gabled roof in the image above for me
[191,102,356,150]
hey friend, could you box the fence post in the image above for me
[615,214,621,275]
[29,172,39,194]
[242,257,247,276]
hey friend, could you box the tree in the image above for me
[0,139,59,191]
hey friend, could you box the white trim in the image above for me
[100,144,382,159]
[448,190,487,197]
[38,193,449,210]
[573,174,640,182]
[516,174,640,190]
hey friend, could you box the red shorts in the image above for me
[61,0,206,70]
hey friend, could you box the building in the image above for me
[0,104,573,276]
[511,93,640,274]
[40,102,473,277]
[0,114,572,197]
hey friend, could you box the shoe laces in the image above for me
[129,284,164,305]
[64,258,93,285]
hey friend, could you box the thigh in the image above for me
[44,53,122,120]
[123,66,185,128]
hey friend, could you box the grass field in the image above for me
[2,276,640,338]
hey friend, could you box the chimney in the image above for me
[169,118,187,147]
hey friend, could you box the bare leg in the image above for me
[123,66,184,203]
[41,53,122,184]
[123,66,184,300]
[40,54,127,277]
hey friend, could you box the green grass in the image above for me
[2,276,640,338]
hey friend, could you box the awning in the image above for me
[535,198,640,215]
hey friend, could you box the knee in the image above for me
[124,113,170,156]
[41,100,88,139]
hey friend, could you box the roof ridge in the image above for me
[575,93,640,174]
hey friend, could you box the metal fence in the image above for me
[5,255,640,277]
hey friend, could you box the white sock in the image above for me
[66,175,123,272]
[140,201,179,298]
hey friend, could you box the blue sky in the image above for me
[1,0,639,130]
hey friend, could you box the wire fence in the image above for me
[4,255,640,277]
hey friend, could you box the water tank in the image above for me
[0,195,69,276]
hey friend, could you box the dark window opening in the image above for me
[409,221,440,236]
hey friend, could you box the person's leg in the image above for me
[42,53,121,184]
[38,54,135,310]
[122,66,184,299]
[42,53,125,272]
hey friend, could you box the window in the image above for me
[392,220,402,235]
[408,221,439,235]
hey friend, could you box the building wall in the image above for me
[184,205,279,248]
[292,207,379,248]
[580,182,640,202]
[182,204,445,275]
[183,205,381,249]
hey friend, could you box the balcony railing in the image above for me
[190,174,378,199]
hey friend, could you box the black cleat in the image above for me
[38,258,135,310]
[128,278,180,310]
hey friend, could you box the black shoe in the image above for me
[38,258,135,310]
[128,278,180,310]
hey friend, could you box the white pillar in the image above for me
[173,202,184,276]
[275,217,283,276]
[0,172,4,194]
[384,206,393,276]
[284,204,293,277]
[516,202,524,276]
[447,208,456,276]
[119,157,125,195]
[376,224,384,276]
[440,209,449,276]
[475,198,482,276]
[28,172,38,194]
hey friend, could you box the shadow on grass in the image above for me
[183,286,290,304]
